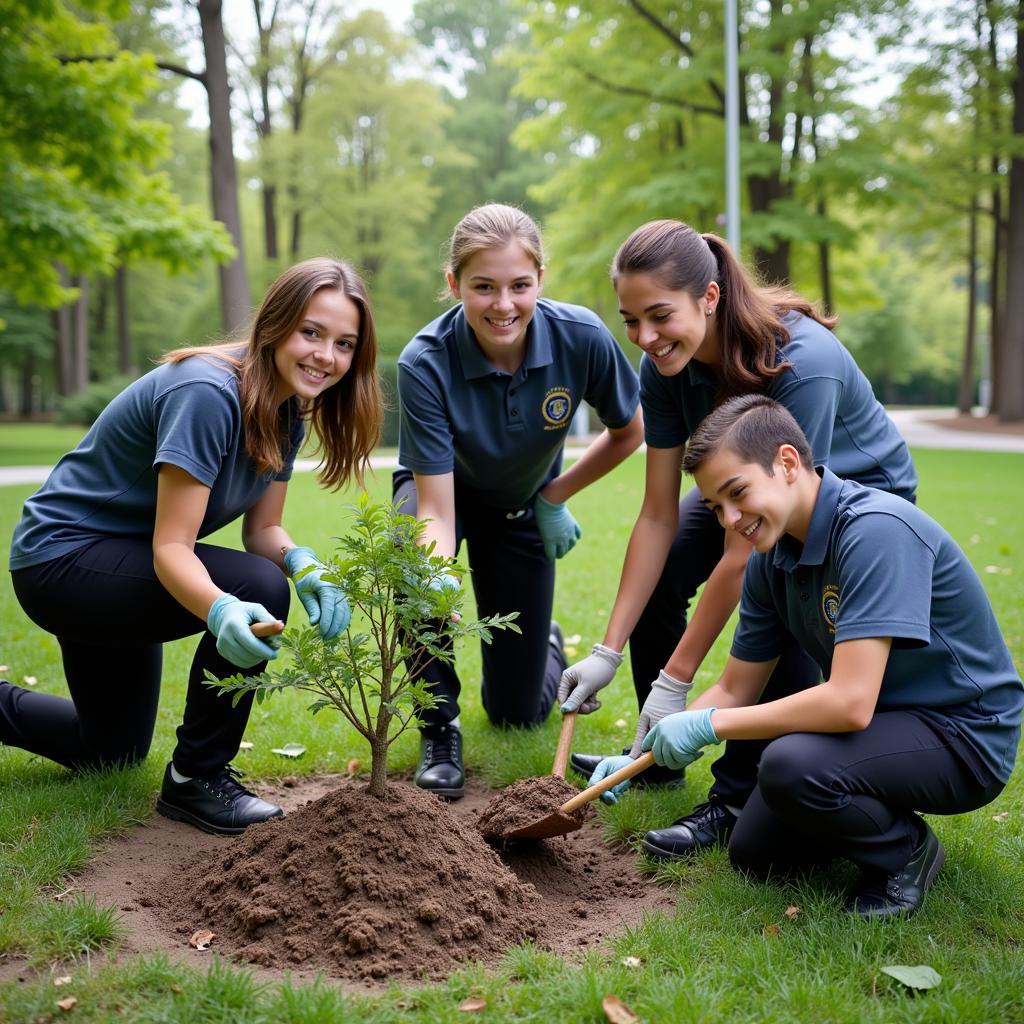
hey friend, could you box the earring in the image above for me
[705,307,714,317]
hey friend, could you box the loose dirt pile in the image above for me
[165,783,542,981]
[477,775,591,838]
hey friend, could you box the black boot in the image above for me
[640,796,738,860]
[414,724,465,799]
[844,819,945,919]
[570,750,686,788]
[156,763,283,836]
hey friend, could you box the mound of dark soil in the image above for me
[477,775,592,838]
[168,783,543,981]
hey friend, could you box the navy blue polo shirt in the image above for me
[641,312,917,499]
[732,468,1023,784]
[397,298,639,508]
[10,354,305,570]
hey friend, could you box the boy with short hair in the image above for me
[593,394,1022,918]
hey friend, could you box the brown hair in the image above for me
[442,204,545,295]
[682,395,814,475]
[164,258,382,491]
[612,220,837,401]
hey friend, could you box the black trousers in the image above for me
[393,470,564,731]
[629,486,822,803]
[727,711,1003,876]
[6,538,290,776]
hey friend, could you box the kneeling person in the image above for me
[594,394,1022,918]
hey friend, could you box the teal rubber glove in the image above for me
[428,571,461,596]
[533,492,582,560]
[283,546,350,641]
[588,754,636,805]
[641,707,720,771]
[207,594,282,669]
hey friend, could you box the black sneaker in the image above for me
[156,763,283,836]
[414,724,465,800]
[570,750,686,788]
[844,819,945,919]
[640,797,738,860]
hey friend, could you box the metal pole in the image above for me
[724,0,741,250]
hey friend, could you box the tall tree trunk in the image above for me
[959,190,980,413]
[116,264,133,375]
[53,264,73,396]
[73,275,89,393]
[199,0,251,331]
[20,348,36,417]
[986,0,1004,414]
[997,1,1024,421]
[254,0,279,261]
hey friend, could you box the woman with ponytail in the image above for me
[559,221,917,861]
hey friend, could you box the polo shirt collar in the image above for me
[772,466,843,572]
[686,359,718,390]
[453,305,554,380]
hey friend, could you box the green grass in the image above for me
[0,445,1022,1022]
[0,423,90,466]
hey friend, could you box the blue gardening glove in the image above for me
[629,670,694,757]
[428,571,461,596]
[207,594,282,669]
[559,643,623,714]
[533,492,582,560]
[283,546,350,641]
[588,755,636,805]
[641,707,720,771]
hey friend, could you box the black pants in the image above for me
[727,711,1003,876]
[6,538,290,776]
[629,487,822,804]
[393,470,564,731]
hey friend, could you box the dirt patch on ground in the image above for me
[477,775,590,838]
[924,412,1024,436]
[53,775,673,989]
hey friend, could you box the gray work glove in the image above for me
[557,643,623,714]
[629,669,694,757]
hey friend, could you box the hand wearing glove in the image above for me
[628,670,695,757]
[283,546,350,641]
[641,707,720,771]
[558,643,623,714]
[533,492,582,561]
[207,594,282,669]
[587,755,636,805]
[428,571,461,596]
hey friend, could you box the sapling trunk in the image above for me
[368,734,389,798]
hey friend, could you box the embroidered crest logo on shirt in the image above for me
[821,584,840,635]
[541,387,573,429]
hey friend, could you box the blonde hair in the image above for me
[442,204,545,296]
[163,258,382,490]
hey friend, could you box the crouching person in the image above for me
[592,394,1022,918]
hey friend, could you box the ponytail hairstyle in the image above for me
[163,258,382,491]
[611,220,837,401]
[441,203,545,298]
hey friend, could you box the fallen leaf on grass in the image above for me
[239,741,254,750]
[621,956,643,968]
[0,664,8,673]
[880,965,941,990]
[23,675,37,686]
[614,719,628,729]
[762,924,781,939]
[346,758,361,775]
[270,743,306,758]
[784,905,801,919]
[56,997,77,1011]
[993,811,1010,822]
[458,996,486,1012]
[53,976,72,987]
[565,634,582,645]
[602,994,639,1024]
[189,929,216,950]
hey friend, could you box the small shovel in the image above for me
[503,751,656,840]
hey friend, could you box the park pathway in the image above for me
[0,408,1021,487]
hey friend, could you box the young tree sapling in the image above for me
[209,495,519,797]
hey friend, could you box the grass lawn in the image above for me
[0,423,90,467]
[0,446,1022,1022]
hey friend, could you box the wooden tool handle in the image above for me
[551,712,577,779]
[250,620,284,638]
[558,752,655,814]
